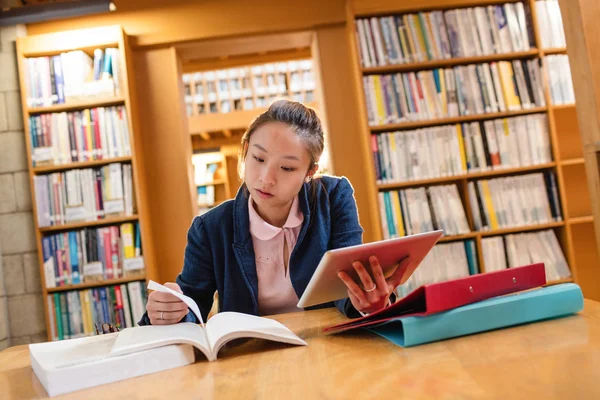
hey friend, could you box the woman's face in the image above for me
[244,121,314,211]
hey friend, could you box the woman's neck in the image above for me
[252,198,294,227]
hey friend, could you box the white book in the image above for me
[112,281,306,361]
[30,333,195,397]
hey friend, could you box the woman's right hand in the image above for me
[146,282,189,325]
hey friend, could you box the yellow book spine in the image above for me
[373,75,386,124]
[413,15,428,59]
[78,290,91,335]
[120,222,135,258]
[481,180,499,230]
[391,191,406,237]
[403,15,417,61]
[84,109,93,160]
[455,124,467,172]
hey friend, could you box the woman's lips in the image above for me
[256,189,274,199]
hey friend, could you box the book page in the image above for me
[147,280,205,328]
[206,312,307,356]
[110,323,214,361]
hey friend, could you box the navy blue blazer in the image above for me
[140,175,364,325]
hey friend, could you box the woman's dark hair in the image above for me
[238,99,326,214]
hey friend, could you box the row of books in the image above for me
[535,0,566,49]
[482,229,571,281]
[197,185,216,207]
[546,55,575,105]
[30,106,131,166]
[47,281,147,341]
[24,48,121,108]
[396,240,476,297]
[356,2,533,67]
[468,171,562,231]
[363,59,545,126]
[373,113,552,183]
[33,163,135,227]
[183,60,315,115]
[42,222,143,289]
[378,184,470,239]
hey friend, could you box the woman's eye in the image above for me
[281,166,296,172]
[253,155,264,163]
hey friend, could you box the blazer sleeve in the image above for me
[138,216,217,325]
[328,177,366,319]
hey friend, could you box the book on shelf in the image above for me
[545,55,575,105]
[372,113,552,184]
[356,2,534,67]
[182,59,315,116]
[29,106,131,166]
[363,58,545,126]
[24,47,122,107]
[482,229,571,281]
[47,281,147,342]
[42,221,144,289]
[535,0,566,49]
[467,171,562,231]
[33,162,135,227]
[378,184,470,239]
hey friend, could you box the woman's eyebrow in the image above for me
[252,144,300,161]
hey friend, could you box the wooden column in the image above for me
[558,1,600,260]
[311,24,380,243]
[133,47,197,283]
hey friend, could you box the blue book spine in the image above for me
[68,231,81,284]
[369,283,584,347]
[52,55,65,104]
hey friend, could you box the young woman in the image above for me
[141,100,411,325]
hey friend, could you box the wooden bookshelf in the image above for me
[39,215,139,234]
[370,107,548,132]
[362,49,539,74]
[27,97,126,114]
[32,156,132,174]
[46,275,146,294]
[16,26,154,340]
[377,162,557,190]
[347,0,599,296]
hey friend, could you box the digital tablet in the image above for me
[297,230,444,308]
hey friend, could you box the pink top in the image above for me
[248,195,305,315]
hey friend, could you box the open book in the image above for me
[109,280,307,361]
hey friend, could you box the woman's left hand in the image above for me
[338,255,412,315]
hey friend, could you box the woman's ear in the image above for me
[306,163,319,181]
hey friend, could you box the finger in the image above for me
[369,255,389,295]
[164,282,183,294]
[150,309,188,325]
[147,299,188,313]
[352,261,375,292]
[387,256,413,289]
[338,271,367,305]
[347,289,368,310]
[149,291,186,303]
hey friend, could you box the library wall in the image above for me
[0,25,46,349]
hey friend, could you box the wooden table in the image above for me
[2,300,600,399]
